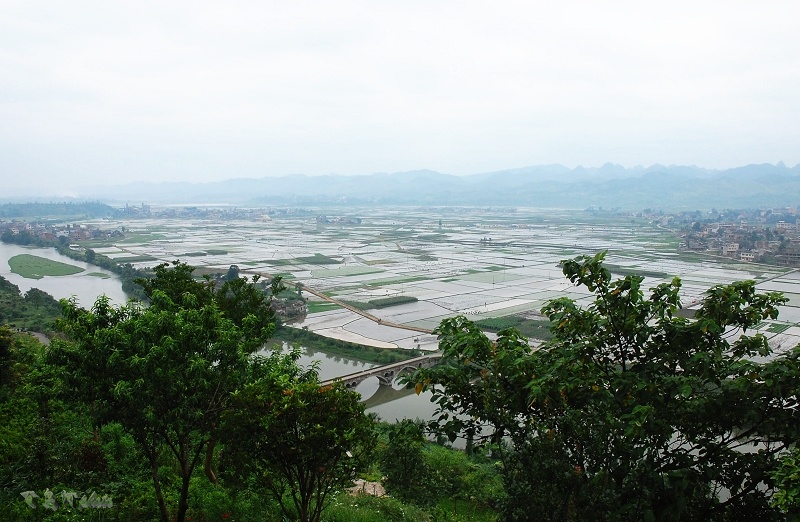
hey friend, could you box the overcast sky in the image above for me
[2,1,799,196]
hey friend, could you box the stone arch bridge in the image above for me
[320,353,441,390]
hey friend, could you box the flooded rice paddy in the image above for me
[5,207,800,414]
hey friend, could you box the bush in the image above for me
[381,420,431,504]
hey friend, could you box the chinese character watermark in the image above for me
[21,488,113,511]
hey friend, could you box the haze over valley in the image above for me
[4,162,799,210]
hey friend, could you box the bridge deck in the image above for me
[320,353,441,387]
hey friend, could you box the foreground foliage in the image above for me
[10,251,799,520]
[47,262,281,522]
[0,260,502,521]
[379,419,503,514]
[412,252,800,521]
[222,373,376,522]
[771,448,800,515]
[0,275,61,331]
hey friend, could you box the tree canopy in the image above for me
[412,252,800,521]
[48,261,282,522]
[221,367,376,522]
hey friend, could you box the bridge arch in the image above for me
[321,354,442,392]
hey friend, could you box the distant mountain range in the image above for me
[26,163,800,210]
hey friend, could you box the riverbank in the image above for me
[271,325,423,364]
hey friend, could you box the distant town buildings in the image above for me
[674,207,800,266]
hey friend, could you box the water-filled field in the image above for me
[73,207,800,355]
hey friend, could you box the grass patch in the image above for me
[326,493,499,522]
[8,254,84,280]
[417,255,438,261]
[205,249,228,255]
[182,251,207,257]
[86,272,111,279]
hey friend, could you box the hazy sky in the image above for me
[2,1,799,196]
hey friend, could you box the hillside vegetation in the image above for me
[3,255,800,521]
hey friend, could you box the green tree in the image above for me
[49,261,279,522]
[136,261,213,305]
[0,331,100,507]
[214,272,274,333]
[381,419,431,503]
[225,264,240,281]
[0,325,11,385]
[0,276,61,331]
[771,448,800,516]
[412,252,799,521]
[222,373,376,522]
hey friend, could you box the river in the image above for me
[276,343,439,422]
[0,244,129,306]
[0,244,437,419]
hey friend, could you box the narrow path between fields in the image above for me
[299,284,434,335]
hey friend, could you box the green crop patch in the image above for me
[296,253,341,265]
[767,323,791,334]
[9,254,84,279]
[368,295,419,308]
[312,266,383,278]
[365,276,428,287]
[263,259,293,266]
[363,259,394,265]
[118,232,168,243]
[606,264,670,279]
[112,255,158,263]
[476,316,554,340]
[306,301,341,313]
